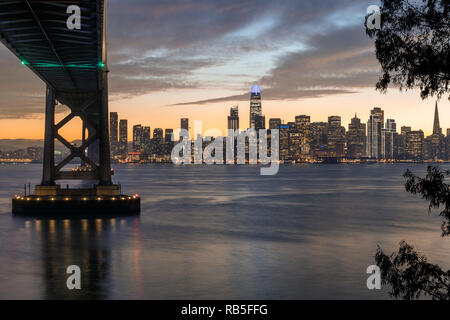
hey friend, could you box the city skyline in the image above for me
[97,92,448,164]
[0,0,449,140]
[107,89,447,142]
[0,87,447,141]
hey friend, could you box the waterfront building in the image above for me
[119,119,128,157]
[152,128,164,156]
[133,124,143,152]
[310,122,328,157]
[347,114,366,158]
[327,116,345,157]
[381,119,398,159]
[109,112,118,156]
[398,126,412,159]
[367,113,382,159]
[371,107,384,129]
[279,124,290,161]
[295,115,312,157]
[26,146,43,161]
[288,128,302,160]
[142,126,151,149]
[165,129,174,155]
[406,130,424,160]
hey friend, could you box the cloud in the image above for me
[106,0,372,98]
[175,25,380,105]
[173,89,355,106]
[0,0,376,118]
[0,50,45,119]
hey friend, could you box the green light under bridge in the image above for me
[21,60,105,69]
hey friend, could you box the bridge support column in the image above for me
[41,86,55,186]
[98,69,112,185]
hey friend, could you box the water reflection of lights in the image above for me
[82,219,88,231]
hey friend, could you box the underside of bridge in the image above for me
[1,0,140,215]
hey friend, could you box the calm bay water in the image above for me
[0,163,449,299]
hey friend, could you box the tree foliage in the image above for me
[377,166,450,299]
[376,241,450,300]
[404,166,450,236]
[366,0,449,100]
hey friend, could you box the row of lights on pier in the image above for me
[14,194,139,201]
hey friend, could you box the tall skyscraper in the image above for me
[164,129,174,156]
[279,124,290,160]
[367,110,382,159]
[310,122,328,156]
[133,124,143,152]
[181,118,189,131]
[399,126,412,159]
[269,118,281,130]
[227,105,239,131]
[294,115,312,156]
[119,119,128,157]
[427,102,445,160]
[327,116,345,157]
[142,126,151,151]
[152,128,164,156]
[347,114,366,158]
[249,85,262,129]
[371,107,384,129]
[110,112,118,156]
[433,102,442,135]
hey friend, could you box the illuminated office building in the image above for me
[327,116,345,157]
[133,124,143,152]
[227,105,239,131]
[367,114,382,159]
[119,119,128,157]
[249,85,262,130]
[381,119,398,159]
[347,114,366,158]
[269,118,281,130]
[109,112,118,156]
[406,130,424,160]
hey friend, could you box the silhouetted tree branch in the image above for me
[404,166,450,236]
[376,241,450,300]
[366,0,449,100]
[377,166,450,299]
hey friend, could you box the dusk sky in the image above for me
[0,0,448,140]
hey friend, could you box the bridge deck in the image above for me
[0,0,104,106]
